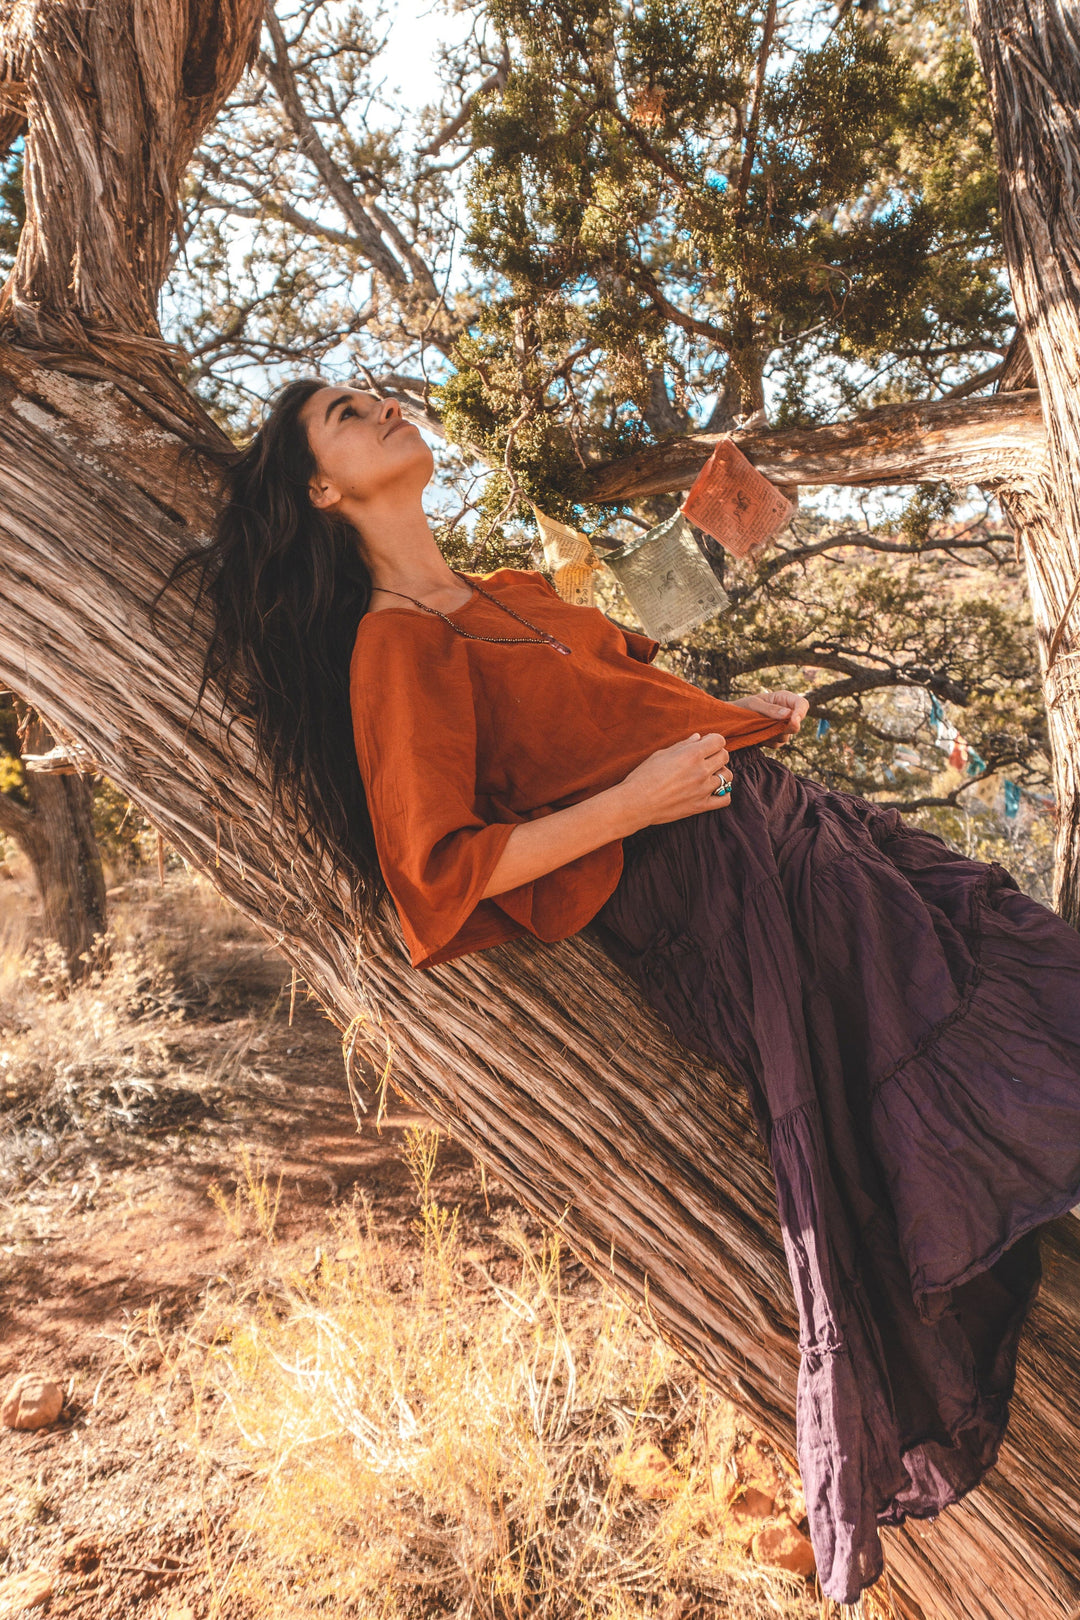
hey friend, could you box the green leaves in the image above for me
[447,0,1010,500]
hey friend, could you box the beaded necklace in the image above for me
[369,570,572,655]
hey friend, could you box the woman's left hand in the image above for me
[734,689,809,741]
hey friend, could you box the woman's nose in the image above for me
[379,398,400,423]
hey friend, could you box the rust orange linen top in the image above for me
[349,568,790,969]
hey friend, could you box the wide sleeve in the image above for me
[350,626,525,966]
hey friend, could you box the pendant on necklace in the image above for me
[546,634,572,655]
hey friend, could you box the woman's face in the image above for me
[299,385,434,513]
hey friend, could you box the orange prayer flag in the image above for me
[681,440,794,558]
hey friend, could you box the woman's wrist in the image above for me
[602,780,651,839]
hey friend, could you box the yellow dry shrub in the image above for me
[189,1131,825,1620]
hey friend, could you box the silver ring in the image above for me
[713,776,732,798]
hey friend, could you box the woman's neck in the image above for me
[343,494,460,601]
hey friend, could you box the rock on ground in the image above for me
[1,1374,63,1430]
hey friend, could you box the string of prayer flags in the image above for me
[1004,780,1022,819]
[531,505,602,607]
[681,440,795,558]
[929,693,990,780]
[603,511,730,642]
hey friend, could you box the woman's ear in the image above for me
[308,477,340,511]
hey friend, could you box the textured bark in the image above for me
[0,4,1079,1617]
[0,0,257,430]
[964,0,1080,927]
[0,713,107,976]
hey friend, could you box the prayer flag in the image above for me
[681,440,794,557]
[531,505,600,606]
[816,716,830,738]
[1004,780,1021,819]
[934,719,958,753]
[948,736,969,772]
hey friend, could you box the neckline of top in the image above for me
[363,573,482,622]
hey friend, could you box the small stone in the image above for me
[0,1568,54,1613]
[1,1375,63,1431]
[729,1485,776,1522]
[751,1517,817,1578]
[736,1433,786,1501]
[611,1440,681,1501]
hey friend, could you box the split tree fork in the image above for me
[0,2,1078,1615]
[300,381,809,896]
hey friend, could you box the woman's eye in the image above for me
[340,406,355,420]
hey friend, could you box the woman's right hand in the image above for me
[613,732,733,833]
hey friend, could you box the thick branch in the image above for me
[3,0,262,409]
[582,390,1047,502]
[966,0,1080,923]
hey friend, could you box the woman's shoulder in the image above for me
[466,566,556,596]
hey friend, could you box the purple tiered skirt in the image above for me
[591,744,1080,1603]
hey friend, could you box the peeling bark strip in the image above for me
[583,391,1049,503]
[0,3,1079,1616]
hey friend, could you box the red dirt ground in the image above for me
[0,870,529,1619]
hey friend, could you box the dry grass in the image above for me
[0,869,286,1196]
[147,1136,836,1620]
[1,866,895,1618]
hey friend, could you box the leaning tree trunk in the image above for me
[0,5,1079,1619]
[969,0,1080,925]
[0,714,107,976]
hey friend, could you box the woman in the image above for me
[192,378,1080,1604]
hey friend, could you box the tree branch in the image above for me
[581,390,1048,501]
[419,50,510,158]
[261,9,425,294]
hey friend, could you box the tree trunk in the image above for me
[23,715,105,972]
[963,0,1080,927]
[0,713,107,976]
[0,5,1079,1617]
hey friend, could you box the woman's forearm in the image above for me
[480,783,639,899]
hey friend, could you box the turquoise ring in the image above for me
[713,778,731,798]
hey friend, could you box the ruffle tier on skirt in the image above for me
[591,745,1080,1603]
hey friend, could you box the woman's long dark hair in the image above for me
[175,378,386,926]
